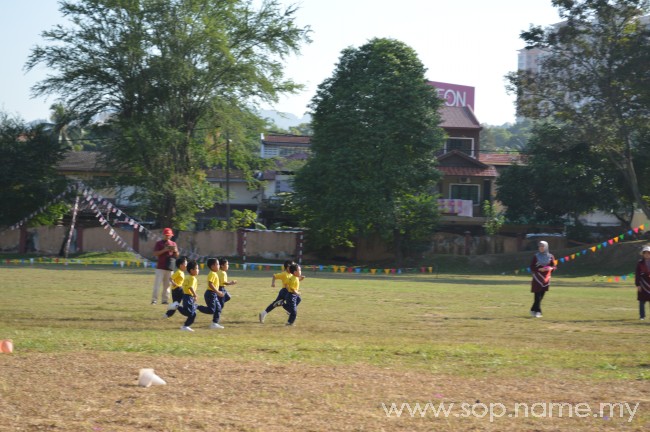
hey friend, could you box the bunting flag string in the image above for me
[512,224,645,278]
[3,184,78,233]
[0,256,438,275]
[85,195,146,261]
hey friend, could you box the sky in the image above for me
[0,1,562,126]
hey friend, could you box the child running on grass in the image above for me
[212,258,237,325]
[197,258,227,329]
[259,260,292,323]
[177,260,199,332]
[164,256,187,319]
[259,260,296,324]
[283,263,303,326]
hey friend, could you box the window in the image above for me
[275,180,293,193]
[450,184,479,204]
[445,137,474,157]
[262,147,280,158]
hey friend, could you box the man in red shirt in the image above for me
[151,227,179,304]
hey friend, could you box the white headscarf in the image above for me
[536,241,552,265]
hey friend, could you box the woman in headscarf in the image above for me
[635,245,650,320]
[529,240,556,318]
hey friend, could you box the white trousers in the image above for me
[152,268,172,303]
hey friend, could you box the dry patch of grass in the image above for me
[1,352,648,431]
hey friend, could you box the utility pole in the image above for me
[226,135,231,224]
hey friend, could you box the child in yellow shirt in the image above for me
[164,256,187,319]
[197,258,227,329]
[259,260,293,324]
[177,260,199,332]
[282,263,303,326]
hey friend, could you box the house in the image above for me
[257,102,513,231]
[197,168,260,229]
[57,151,138,208]
[435,104,495,226]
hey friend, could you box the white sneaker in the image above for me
[209,323,224,329]
[535,312,543,318]
[285,322,294,326]
[180,326,194,332]
[259,311,267,324]
[162,313,170,319]
[167,301,179,311]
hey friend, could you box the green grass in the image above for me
[0,263,647,382]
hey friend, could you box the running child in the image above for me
[259,260,292,324]
[164,256,187,319]
[177,260,199,332]
[259,260,301,324]
[283,263,303,326]
[214,258,237,324]
[197,258,226,329]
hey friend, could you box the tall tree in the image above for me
[506,0,650,219]
[496,122,635,225]
[0,112,69,226]
[25,0,311,228]
[293,38,445,263]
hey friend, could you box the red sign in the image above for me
[427,81,475,110]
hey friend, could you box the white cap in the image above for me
[641,245,650,254]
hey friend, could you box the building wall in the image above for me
[0,227,300,261]
[211,182,259,205]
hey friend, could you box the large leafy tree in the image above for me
[26,0,310,228]
[293,38,445,262]
[0,113,70,226]
[496,122,635,225]
[506,0,650,219]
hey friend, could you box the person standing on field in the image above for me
[151,227,179,305]
[529,240,556,318]
[635,245,650,320]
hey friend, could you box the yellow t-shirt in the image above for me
[216,269,228,287]
[207,270,219,292]
[286,274,300,295]
[170,269,184,289]
[274,271,290,288]
[182,274,198,295]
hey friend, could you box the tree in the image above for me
[25,0,311,228]
[293,38,445,263]
[479,119,533,152]
[482,200,505,254]
[506,0,650,219]
[0,112,69,227]
[496,122,635,226]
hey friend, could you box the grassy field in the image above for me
[0,259,649,431]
